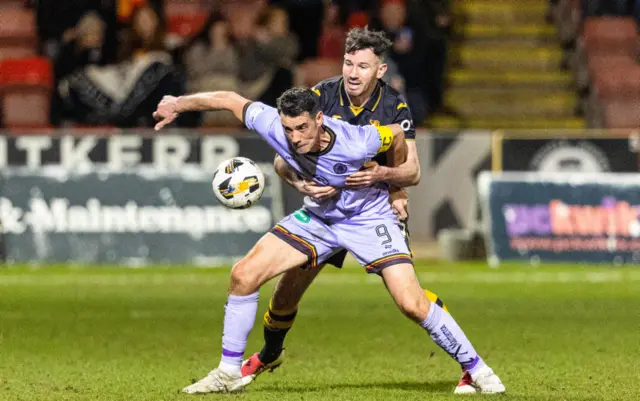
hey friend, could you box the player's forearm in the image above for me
[380,159,420,187]
[274,155,302,188]
[175,92,229,112]
[381,140,420,187]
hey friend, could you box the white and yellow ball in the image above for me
[212,157,265,209]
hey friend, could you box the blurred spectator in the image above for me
[237,6,299,106]
[50,12,108,126]
[407,0,452,115]
[54,4,190,128]
[36,0,118,64]
[182,14,239,93]
[53,12,107,81]
[180,13,241,125]
[270,0,323,60]
[318,0,347,60]
[118,4,168,61]
[381,56,406,94]
[370,0,427,122]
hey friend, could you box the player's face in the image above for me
[280,111,323,154]
[343,49,387,98]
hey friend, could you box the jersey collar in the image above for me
[339,78,384,115]
[306,125,336,156]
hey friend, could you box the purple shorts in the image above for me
[271,209,412,274]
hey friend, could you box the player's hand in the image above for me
[153,96,180,131]
[345,161,386,188]
[389,188,408,219]
[298,180,339,201]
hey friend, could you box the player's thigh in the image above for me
[231,232,310,294]
[380,262,429,322]
[335,215,412,274]
[271,210,340,265]
[271,263,326,310]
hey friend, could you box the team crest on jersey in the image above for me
[333,163,348,174]
[369,119,380,127]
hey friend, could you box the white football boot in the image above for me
[454,365,505,394]
[182,368,252,394]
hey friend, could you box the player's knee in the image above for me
[230,258,261,295]
[396,293,430,322]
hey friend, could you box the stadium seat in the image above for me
[603,98,640,128]
[0,7,36,40]
[583,17,638,59]
[573,17,639,91]
[0,42,37,61]
[591,62,640,101]
[0,57,53,128]
[0,6,37,61]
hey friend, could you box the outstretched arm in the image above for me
[153,91,251,130]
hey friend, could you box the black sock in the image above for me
[258,302,297,364]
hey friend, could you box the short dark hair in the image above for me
[276,88,320,117]
[344,27,392,58]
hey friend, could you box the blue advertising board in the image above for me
[478,172,640,265]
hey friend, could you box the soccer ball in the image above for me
[212,157,265,209]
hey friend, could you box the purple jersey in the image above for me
[243,101,395,221]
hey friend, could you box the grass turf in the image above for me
[1,262,639,401]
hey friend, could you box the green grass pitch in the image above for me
[1,262,639,401]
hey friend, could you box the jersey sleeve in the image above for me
[311,82,328,110]
[392,95,416,140]
[362,124,394,160]
[243,101,279,139]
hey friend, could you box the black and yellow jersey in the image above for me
[312,76,415,166]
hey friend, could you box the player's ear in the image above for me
[315,111,323,125]
[376,63,387,79]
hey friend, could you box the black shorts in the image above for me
[321,217,412,269]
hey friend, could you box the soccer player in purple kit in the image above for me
[153,87,505,394]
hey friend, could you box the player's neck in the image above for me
[346,84,376,108]
[311,127,331,152]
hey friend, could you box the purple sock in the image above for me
[220,292,259,371]
[420,302,486,375]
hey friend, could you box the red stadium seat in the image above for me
[603,99,640,128]
[592,63,640,101]
[0,7,36,41]
[0,43,36,61]
[0,57,52,87]
[583,17,639,59]
[0,57,53,128]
